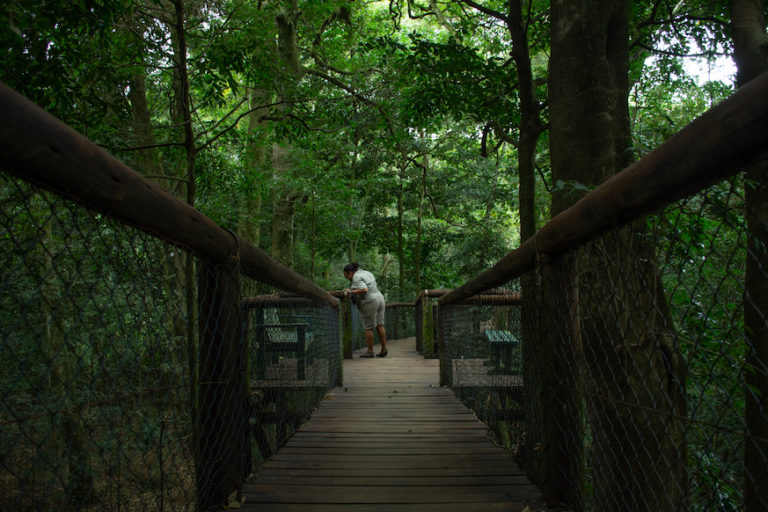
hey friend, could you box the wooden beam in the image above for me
[0,82,337,308]
[239,244,338,307]
[453,292,522,306]
[440,70,768,305]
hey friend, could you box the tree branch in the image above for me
[303,67,377,107]
[456,0,510,23]
[196,97,248,140]
[195,98,300,152]
[109,141,186,152]
[143,175,189,183]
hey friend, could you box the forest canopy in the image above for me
[4,3,768,511]
[0,0,739,300]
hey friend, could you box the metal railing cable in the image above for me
[438,71,768,511]
[0,83,340,511]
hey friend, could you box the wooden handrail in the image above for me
[451,292,522,306]
[415,289,452,303]
[0,82,337,308]
[440,70,768,306]
[242,295,316,308]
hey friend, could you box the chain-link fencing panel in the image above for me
[348,301,366,351]
[438,289,524,451]
[1,170,343,511]
[440,175,768,511]
[0,173,196,511]
[385,302,415,341]
[239,283,340,468]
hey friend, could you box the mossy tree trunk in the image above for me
[548,1,687,510]
[271,2,302,267]
[505,0,547,484]
[730,1,768,510]
[38,198,94,507]
[240,86,271,248]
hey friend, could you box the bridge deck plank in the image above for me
[241,337,545,511]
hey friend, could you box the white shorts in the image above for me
[359,294,385,330]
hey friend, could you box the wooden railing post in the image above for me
[438,307,450,387]
[414,296,424,353]
[341,294,353,359]
[391,305,399,340]
[196,257,246,511]
[422,297,435,358]
[335,324,344,387]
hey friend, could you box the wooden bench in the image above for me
[485,329,521,375]
[252,308,312,380]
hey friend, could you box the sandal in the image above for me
[376,350,388,358]
[360,352,375,358]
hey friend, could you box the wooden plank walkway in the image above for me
[241,337,545,512]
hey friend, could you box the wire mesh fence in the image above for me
[1,173,196,511]
[437,290,524,446]
[385,302,416,342]
[0,171,341,511]
[439,175,768,511]
[240,291,340,463]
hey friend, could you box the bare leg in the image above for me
[377,325,387,351]
[364,329,374,354]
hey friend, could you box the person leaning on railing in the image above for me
[342,262,388,358]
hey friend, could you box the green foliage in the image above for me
[395,36,517,129]
[0,0,743,305]
[0,0,136,134]
[653,179,747,511]
[0,1,760,510]
[0,176,195,508]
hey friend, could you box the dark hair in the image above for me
[343,262,360,273]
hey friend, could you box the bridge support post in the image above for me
[438,308,450,387]
[415,296,423,353]
[419,295,436,358]
[341,295,353,359]
[196,257,246,511]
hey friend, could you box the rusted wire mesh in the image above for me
[439,175,768,511]
[0,172,340,511]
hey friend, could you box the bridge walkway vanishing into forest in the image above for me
[241,337,545,512]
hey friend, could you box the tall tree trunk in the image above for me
[271,1,302,266]
[549,1,686,510]
[729,2,768,510]
[239,86,271,248]
[309,192,316,279]
[171,0,196,209]
[416,153,428,292]
[505,0,543,245]
[127,69,163,179]
[169,0,199,440]
[127,64,188,355]
[126,6,190,374]
[397,169,406,299]
[347,143,360,263]
[39,208,94,506]
[505,0,546,483]
[271,143,298,266]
